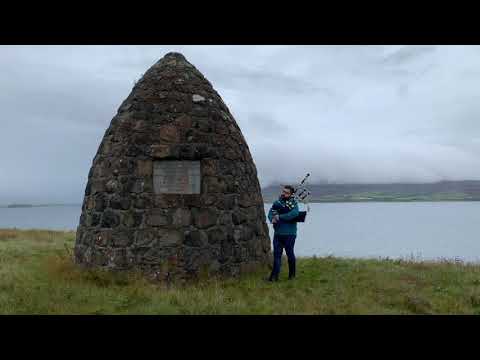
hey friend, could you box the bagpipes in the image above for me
[272,173,311,224]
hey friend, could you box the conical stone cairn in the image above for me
[74,52,271,280]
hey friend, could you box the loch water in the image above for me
[1,202,479,263]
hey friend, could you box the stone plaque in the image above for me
[153,161,201,194]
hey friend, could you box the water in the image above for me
[267,202,480,263]
[0,206,81,232]
[1,202,479,262]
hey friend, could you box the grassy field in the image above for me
[1,228,480,314]
[303,192,480,202]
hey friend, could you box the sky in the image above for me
[2,45,480,204]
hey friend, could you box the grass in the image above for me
[1,228,480,314]
[292,192,480,202]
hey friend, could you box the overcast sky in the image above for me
[2,45,480,204]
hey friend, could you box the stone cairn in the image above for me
[74,52,271,281]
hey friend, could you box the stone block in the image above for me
[243,226,255,242]
[217,194,237,210]
[91,247,109,266]
[110,195,131,210]
[183,247,211,273]
[94,193,108,212]
[184,230,208,247]
[112,158,135,176]
[181,194,201,207]
[91,179,106,194]
[160,230,183,246]
[85,197,95,211]
[171,208,192,226]
[209,260,221,273]
[220,240,233,263]
[132,119,149,131]
[154,194,183,208]
[177,144,198,160]
[134,229,157,247]
[198,120,214,133]
[233,226,244,243]
[86,212,101,227]
[192,132,210,143]
[157,125,179,143]
[206,226,227,245]
[137,159,153,176]
[134,194,153,209]
[131,131,151,146]
[225,148,240,160]
[94,230,112,247]
[192,94,205,102]
[223,175,236,193]
[105,179,119,193]
[139,247,164,265]
[151,144,171,158]
[77,229,95,246]
[246,206,258,221]
[109,248,128,268]
[147,209,170,226]
[202,176,226,193]
[233,245,247,263]
[202,159,217,176]
[238,193,254,208]
[111,229,134,247]
[101,210,120,228]
[232,210,248,225]
[218,212,232,225]
[201,194,217,207]
[175,114,192,128]
[218,159,235,175]
[132,179,149,194]
[215,122,229,135]
[192,207,218,229]
[122,211,143,228]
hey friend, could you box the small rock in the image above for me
[185,230,208,247]
[105,179,118,193]
[192,94,205,102]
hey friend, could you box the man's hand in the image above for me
[272,215,280,224]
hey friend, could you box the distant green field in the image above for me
[304,192,479,202]
[1,229,480,314]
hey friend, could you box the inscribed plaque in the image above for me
[153,161,201,194]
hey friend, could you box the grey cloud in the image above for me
[243,112,290,136]
[203,64,324,96]
[2,45,480,204]
[381,45,438,66]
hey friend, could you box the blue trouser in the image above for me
[270,234,296,280]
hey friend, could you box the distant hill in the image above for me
[261,180,480,202]
[1,203,81,208]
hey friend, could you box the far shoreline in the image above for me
[0,204,81,208]
[2,199,480,208]
[266,199,480,204]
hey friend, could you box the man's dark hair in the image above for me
[284,185,295,194]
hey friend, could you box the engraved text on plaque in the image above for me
[153,161,201,194]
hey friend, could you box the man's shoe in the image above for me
[265,276,278,282]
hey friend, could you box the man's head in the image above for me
[281,185,295,199]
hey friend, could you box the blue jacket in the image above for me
[267,197,299,236]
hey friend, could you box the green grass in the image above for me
[297,192,480,202]
[1,228,480,314]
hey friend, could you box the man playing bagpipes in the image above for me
[266,174,310,282]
